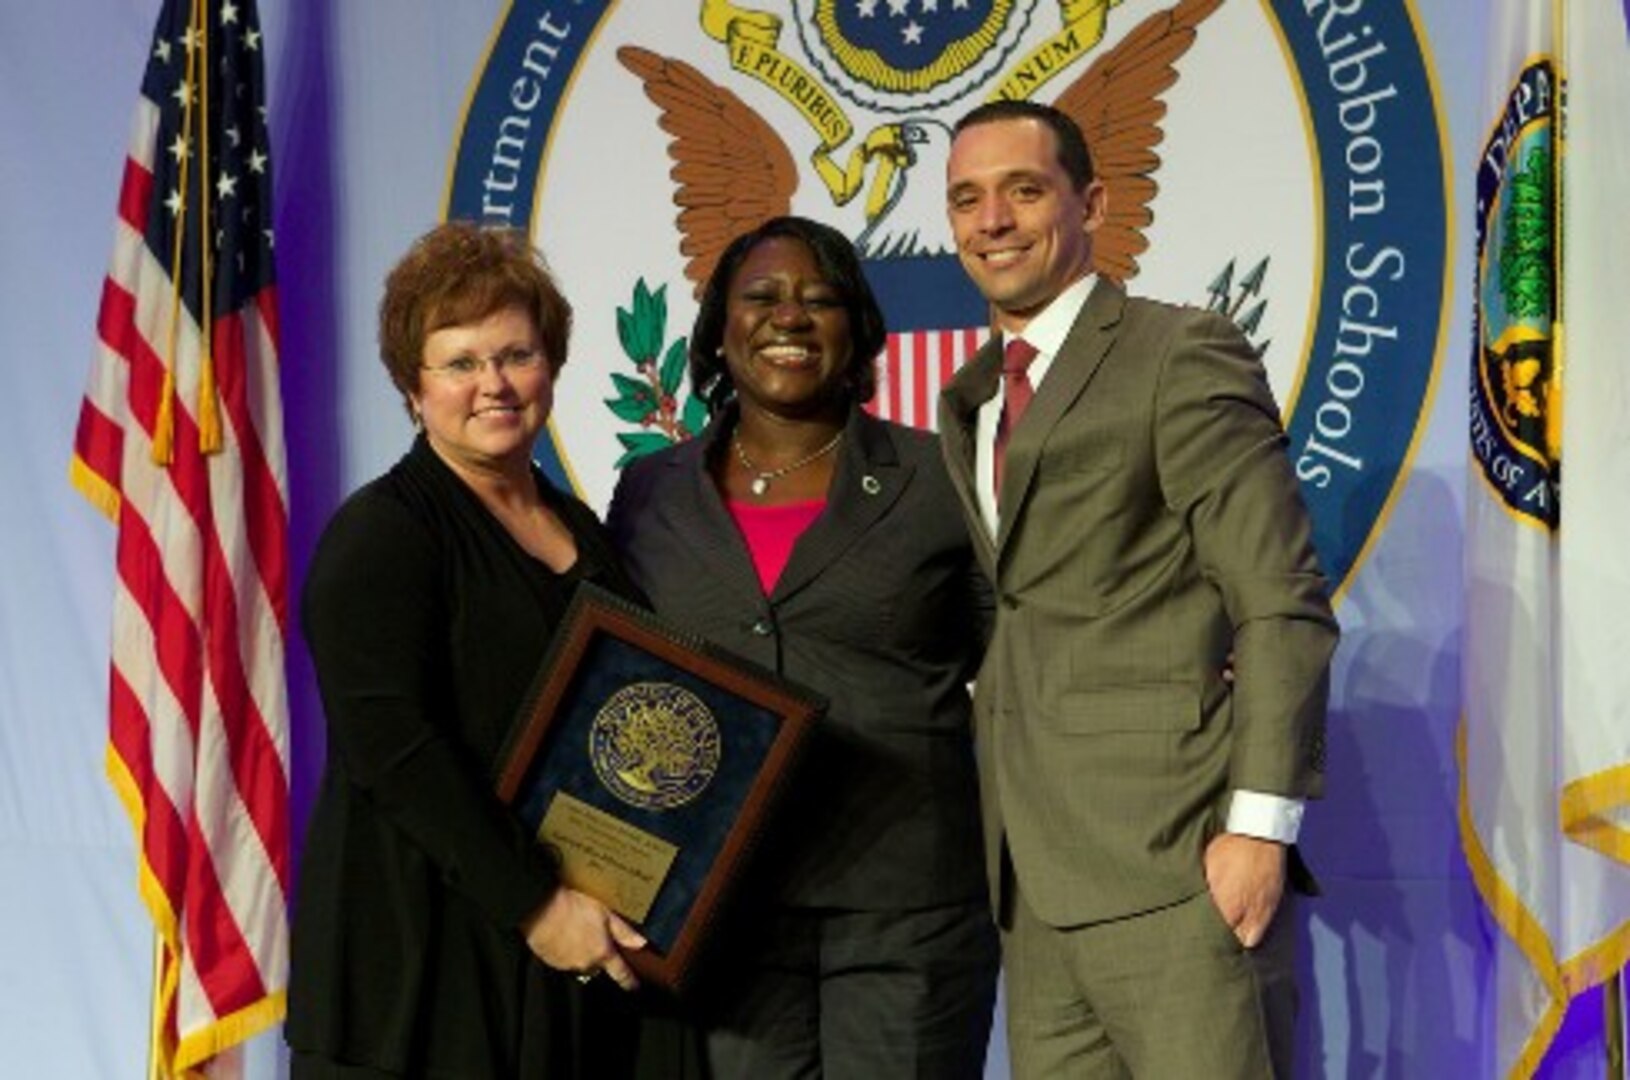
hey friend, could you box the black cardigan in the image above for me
[287,437,694,1077]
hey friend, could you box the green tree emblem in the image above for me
[1499,144,1553,322]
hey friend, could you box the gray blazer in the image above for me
[939,278,1339,927]
[606,406,991,909]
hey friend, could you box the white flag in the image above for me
[1462,1,1630,1075]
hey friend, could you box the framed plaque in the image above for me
[496,583,823,994]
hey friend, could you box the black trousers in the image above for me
[699,901,999,1080]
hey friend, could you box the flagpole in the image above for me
[148,932,166,1080]
[1608,972,1625,1078]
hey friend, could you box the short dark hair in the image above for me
[953,100,1095,190]
[378,220,572,418]
[689,216,886,414]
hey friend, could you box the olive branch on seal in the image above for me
[604,279,709,467]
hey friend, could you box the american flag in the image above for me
[865,327,990,431]
[69,0,290,1072]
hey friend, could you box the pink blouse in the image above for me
[725,498,826,593]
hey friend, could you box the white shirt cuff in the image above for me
[1226,790,1304,844]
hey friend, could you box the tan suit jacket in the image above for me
[938,278,1338,928]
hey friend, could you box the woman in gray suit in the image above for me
[606,216,998,1080]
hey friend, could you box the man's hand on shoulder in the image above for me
[1203,832,1287,949]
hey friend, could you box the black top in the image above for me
[288,436,699,1078]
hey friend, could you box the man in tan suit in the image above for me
[937,100,1338,1078]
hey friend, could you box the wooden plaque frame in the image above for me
[496,584,822,994]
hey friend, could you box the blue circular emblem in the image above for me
[589,681,721,811]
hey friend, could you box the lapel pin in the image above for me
[861,475,881,495]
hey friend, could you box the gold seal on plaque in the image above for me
[590,681,721,810]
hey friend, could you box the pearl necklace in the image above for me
[733,430,843,497]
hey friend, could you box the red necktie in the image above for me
[994,336,1038,499]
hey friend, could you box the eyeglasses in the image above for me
[421,346,545,382]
